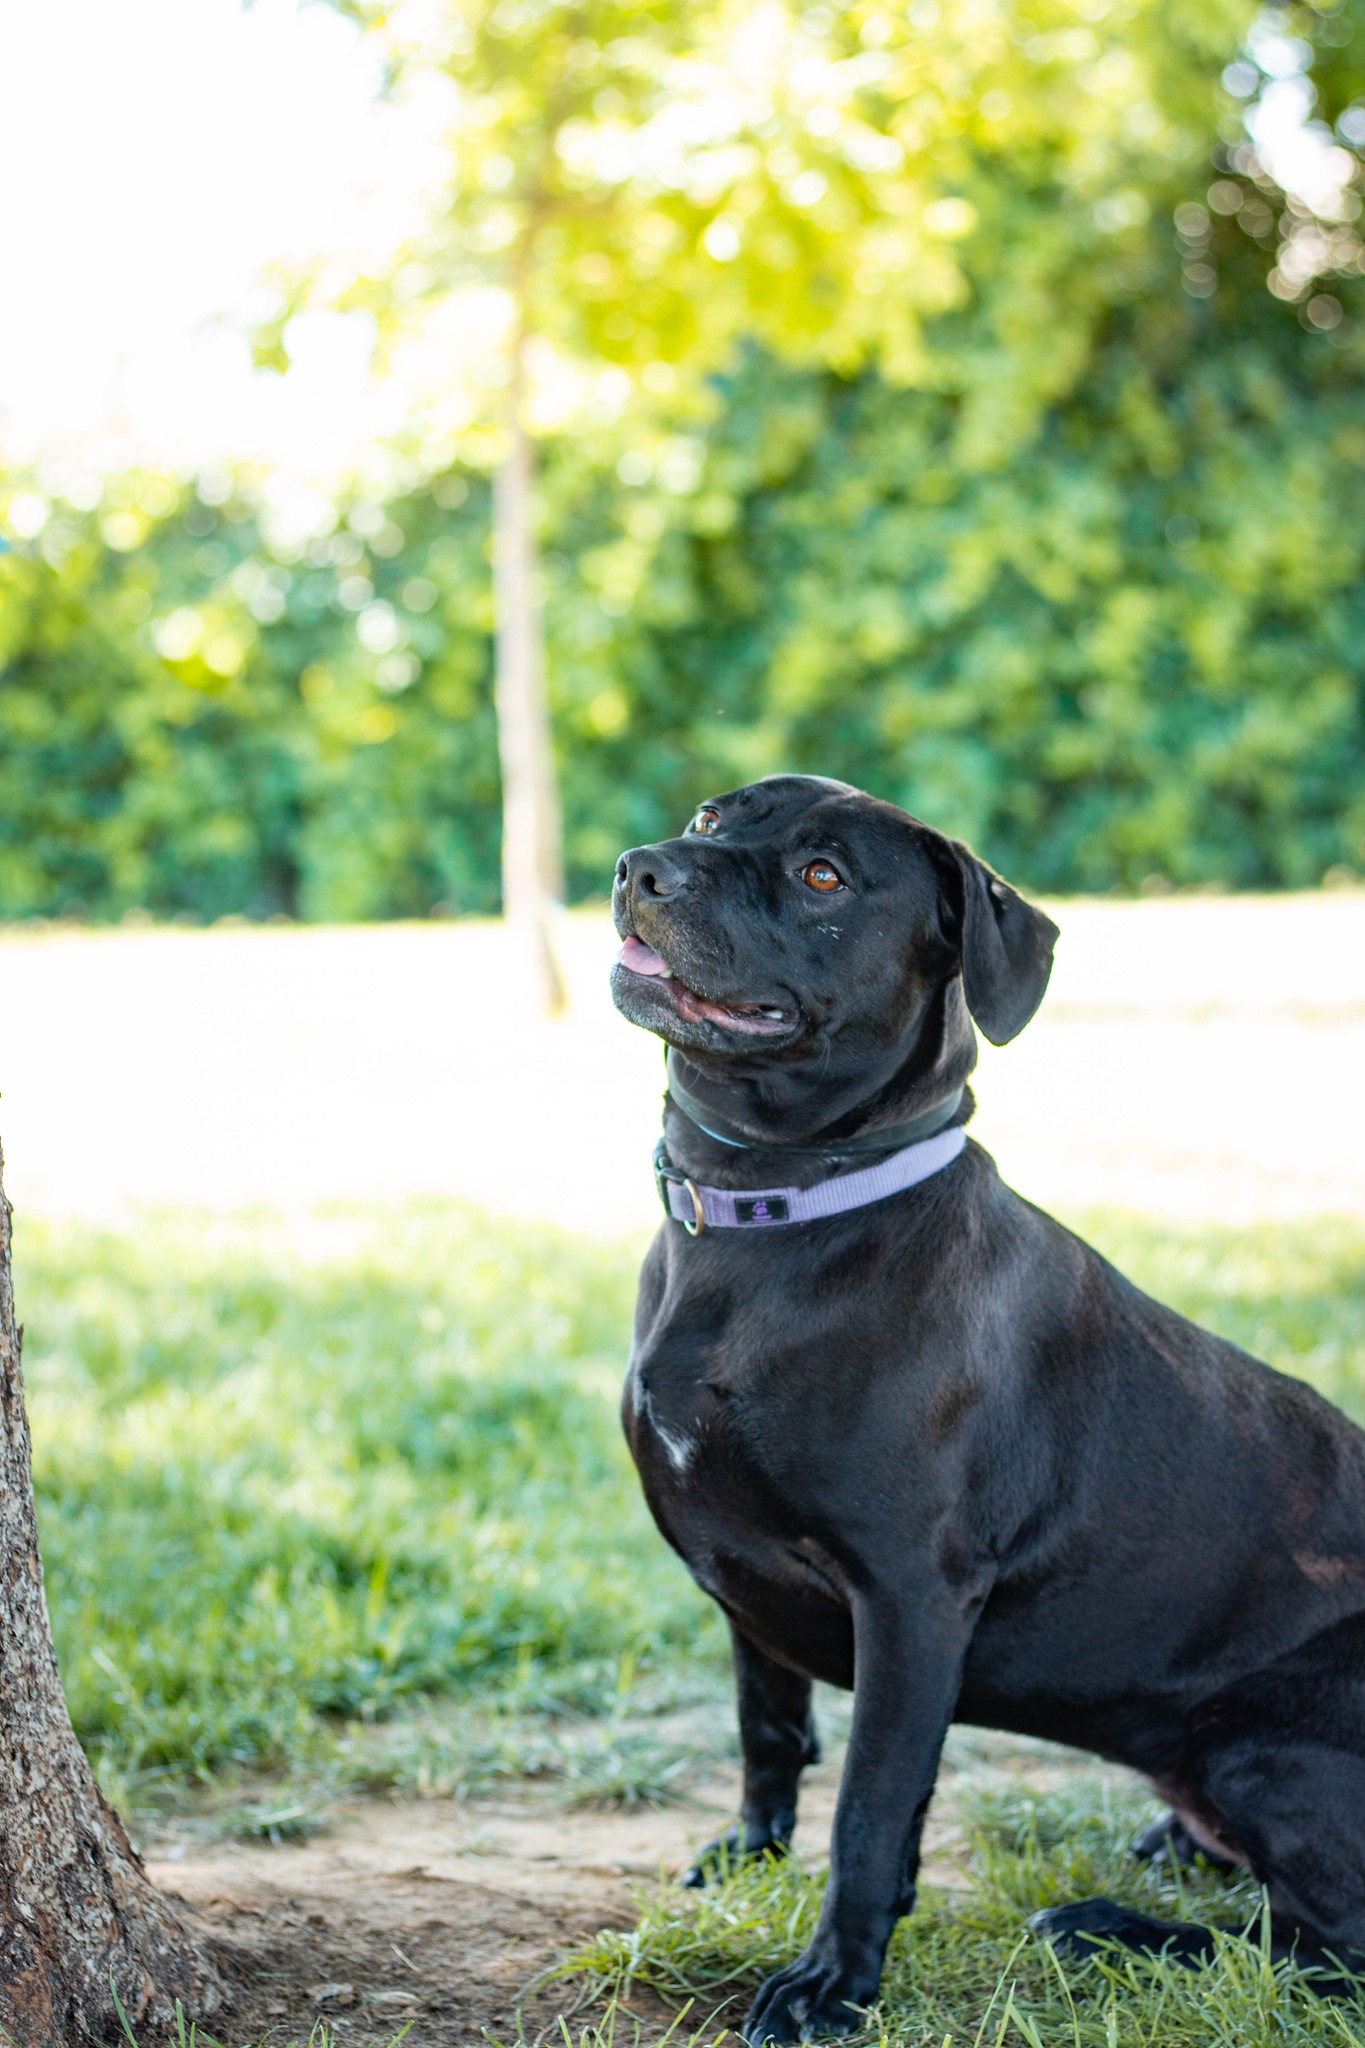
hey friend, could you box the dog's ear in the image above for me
[941,840,1059,1045]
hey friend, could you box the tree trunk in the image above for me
[0,1141,222,2046]
[493,333,568,1016]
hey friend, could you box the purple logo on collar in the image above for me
[735,1195,789,1225]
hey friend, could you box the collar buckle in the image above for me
[653,1143,706,1234]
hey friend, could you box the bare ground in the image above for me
[144,1761,826,2047]
[142,1792,706,2043]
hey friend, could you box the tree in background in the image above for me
[0,1139,222,2043]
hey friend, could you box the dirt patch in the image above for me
[140,1732,1103,2045]
[185,1871,577,2046]
[146,1776,757,2046]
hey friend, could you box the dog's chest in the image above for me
[624,1299,737,1483]
[623,1246,869,1535]
[624,1286,864,1685]
[623,1224,908,1500]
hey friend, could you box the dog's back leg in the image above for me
[684,1622,819,1887]
[1185,1666,1365,1983]
[1031,1885,1365,1992]
[1039,1613,1365,1990]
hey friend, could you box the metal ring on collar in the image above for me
[681,1178,705,1235]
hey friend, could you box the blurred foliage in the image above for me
[4,0,1365,915]
[0,476,501,921]
[14,1200,1365,1784]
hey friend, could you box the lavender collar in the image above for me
[654,1126,966,1235]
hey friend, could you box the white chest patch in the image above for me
[652,1417,696,1473]
[630,1359,696,1474]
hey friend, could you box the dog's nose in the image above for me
[617,846,687,901]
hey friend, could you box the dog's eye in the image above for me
[690,807,721,835]
[802,860,844,893]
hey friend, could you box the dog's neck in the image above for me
[660,979,977,1190]
[665,1050,965,1157]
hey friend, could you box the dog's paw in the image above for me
[1131,1812,1238,1875]
[1030,1897,1137,1958]
[1030,1896,1215,1967]
[682,1822,790,1889]
[741,1951,872,2045]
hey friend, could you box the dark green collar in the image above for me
[664,1049,964,1157]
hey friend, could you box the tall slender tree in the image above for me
[0,1141,222,2045]
[493,331,566,1007]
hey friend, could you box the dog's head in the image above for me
[611,775,1058,1142]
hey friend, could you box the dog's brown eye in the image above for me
[802,860,844,893]
[691,807,721,834]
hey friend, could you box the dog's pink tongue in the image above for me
[619,935,671,977]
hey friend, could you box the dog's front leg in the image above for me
[742,1590,967,2046]
[685,1624,819,1886]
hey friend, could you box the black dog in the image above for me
[610,774,1365,2043]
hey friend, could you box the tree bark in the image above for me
[0,1141,222,2046]
[493,330,568,1016]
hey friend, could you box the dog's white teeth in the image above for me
[760,1007,785,1019]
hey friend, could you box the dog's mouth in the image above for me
[616,935,795,1037]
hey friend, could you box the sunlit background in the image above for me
[3,0,1359,475]
[0,0,428,480]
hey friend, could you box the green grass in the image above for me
[555,1775,1365,2046]
[336,1691,735,1807]
[16,1200,722,1788]
[13,1199,1365,2040]
[13,1199,1365,1822]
